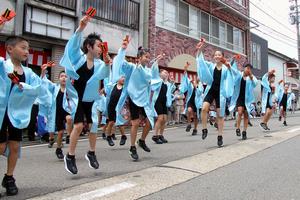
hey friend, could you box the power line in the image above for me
[253,27,298,48]
[250,1,296,34]
[251,18,297,42]
[250,0,293,26]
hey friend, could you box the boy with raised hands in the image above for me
[60,15,110,174]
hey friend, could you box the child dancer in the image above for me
[151,66,176,144]
[105,76,127,146]
[277,80,292,126]
[260,70,276,131]
[196,40,234,147]
[41,70,73,159]
[180,62,203,136]
[230,63,257,140]
[113,38,163,160]
[0,36,45,196]
[60,16,110,174]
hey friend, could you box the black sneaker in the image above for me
[152,135,163,144]
[242,131,247,140]
[2,174,18,196]
[279,116,282,121]
[55,148,64,160]
[48,138,55,148]
[217,135,223,147]
[248,121,253,127]
[64,154,78,175]
[102,133,106,140]
[112,134,117,140]
[158,135,168,143]
[259,123,268,131]
[65,135,70,144]
[85,152,99,169]
[120,135,127,145]
[214,123,218,129]
[138,139,151,152]
[106,136,115,146]
[129,146,139,161]
[283,121,287,126]
[192,129,197,136]
[185,124,192,132]
[202,129,208,140]
[236,128,241,137]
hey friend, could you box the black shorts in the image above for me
[280,101,287,112]
[74,100,93,124]
[236,98,246,109]
[55,109,70,131]
[155,99,168,115]
[107,103,117,122]
[0,111,23,142]
[187,100,197,113]
[204,89,220,108]
[129,97,147,120]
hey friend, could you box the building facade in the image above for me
[268,49,299,108]
[145,0,251,83]
[0,0,142,82]
[249,32,268,102]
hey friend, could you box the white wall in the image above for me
[268,54,285,84]
[85,19,140,57]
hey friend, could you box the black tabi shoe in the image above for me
[138,139,151,152]
[2,174,18,196]
[64,154,78,175]
[152,135,163,144]
[55,148,64,160]
[217,135,223,147]
[186,124,192,132]
[242,131,247,140]
[85,151,99,169]
[129,146,139,161]
[159,135,168,143]
[202,129,208,140]
[120,135,127,145]
[236,128,241,137]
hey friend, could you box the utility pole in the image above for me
[289,0,300,108]
[289,0,300,78]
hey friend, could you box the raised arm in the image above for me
[59,16,91,79]
[112,36,135,82]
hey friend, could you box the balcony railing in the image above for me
[40,0,76,10]
[82,0,140,30]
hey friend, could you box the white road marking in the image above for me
[287,127,300,133]
[29,126,300,200]
[62,182,136,200]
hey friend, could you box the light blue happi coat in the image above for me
[0,57,10,128]
[196,52,234,117]
[91,94,107,133]
[0,58,42,129]
[38,77,65,133]
[151,62,176,117]
[59,30,110,117]
[276,83,293,110]
[229,64,258,114]
[261,73,273,114]
[113,48,155,128]
[179,72,203,117]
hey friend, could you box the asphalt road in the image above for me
[0,112,299,200]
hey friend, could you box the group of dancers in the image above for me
[0,14,295,197]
